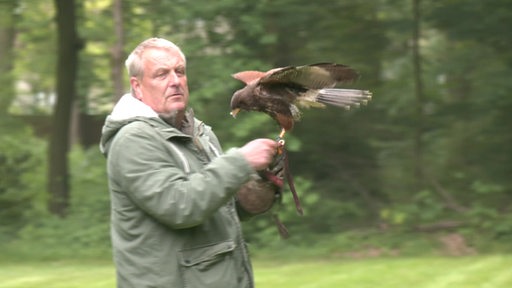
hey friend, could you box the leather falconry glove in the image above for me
[235,152,285,216]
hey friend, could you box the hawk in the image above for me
[230,63,372,139]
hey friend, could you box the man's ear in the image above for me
[130,77,142,100]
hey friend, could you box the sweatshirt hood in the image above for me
[100,93,159,155]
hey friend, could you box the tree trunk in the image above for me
[0,1,17,114]
[412,0,425,188]
[111,0,125,101]
[48,0,80,217]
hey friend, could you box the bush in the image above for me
[3,146,112,261]
[0,118,46,239]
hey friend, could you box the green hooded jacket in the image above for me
[100,94,256,288]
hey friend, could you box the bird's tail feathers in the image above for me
[317,88,372,110]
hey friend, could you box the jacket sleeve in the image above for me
[107,122,254,229]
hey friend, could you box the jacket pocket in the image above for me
[179,240,239,288]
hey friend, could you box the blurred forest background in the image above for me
[1,0,511,260]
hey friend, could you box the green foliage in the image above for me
[11,1,56,114]
[4,146,111,260]
[3,0,512,260]
[429,0,512,55]
[0,118,45,238]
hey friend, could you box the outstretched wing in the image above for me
[232,70,267,85]
[259,63,359,89]
[232,65,285,83]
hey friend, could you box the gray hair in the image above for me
[125,37,186,80]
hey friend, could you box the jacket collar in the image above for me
[110,93,201,139]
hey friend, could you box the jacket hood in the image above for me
[100,94,160,155]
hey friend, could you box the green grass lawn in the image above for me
[0,255,510,288]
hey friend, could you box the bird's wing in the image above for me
[260,63,359,89]
[311,63,360,84]
[232,70,267,84]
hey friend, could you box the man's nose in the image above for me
[168,71,180,86]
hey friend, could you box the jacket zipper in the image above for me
[193,122,253,287]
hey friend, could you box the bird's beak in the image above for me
[230,108,240,118]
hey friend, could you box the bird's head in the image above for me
[230,89,251,118]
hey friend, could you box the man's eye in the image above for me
[176,68,186,76]
[157,72,168,78]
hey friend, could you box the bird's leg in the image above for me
[279,128,286,139]
[276,128,286,155]
[273,128,304,216]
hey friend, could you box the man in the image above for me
[100,37,281,288]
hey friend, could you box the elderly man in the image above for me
[100,37,281,288]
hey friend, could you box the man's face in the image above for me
[131,47,189,114]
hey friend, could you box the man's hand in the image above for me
[236,146,285,217]
[239,139,278,171]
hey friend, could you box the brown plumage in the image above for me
[230,63,372,138]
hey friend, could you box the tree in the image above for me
[411,0,425,188]
[5,0,511,238]
[111,0,124,101]
[48,0,82,217]
[0,0,18,113]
